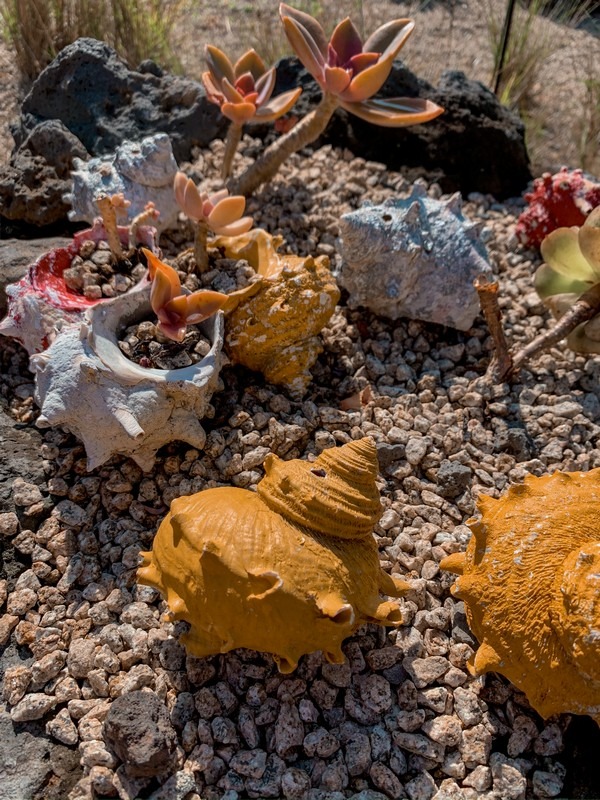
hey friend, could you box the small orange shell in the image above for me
[441,470,600,723]
[214,230,340,398]
[138,438,408,672]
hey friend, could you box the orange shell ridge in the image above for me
[440,470,600,723]
[137,438,408,673]
[212,229,340,399]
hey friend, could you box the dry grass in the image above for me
[485,0,598,111]
[0,0,598,177]
[0,0,183,83]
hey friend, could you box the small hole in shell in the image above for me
[311,468,327,478]
[382,213,392,222]
[332,605,355,625]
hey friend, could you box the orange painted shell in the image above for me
[214,229,340,399]
[138,438,408,672]
[441,470,600,723]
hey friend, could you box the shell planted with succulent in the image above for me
[31,280,225,471]
[138,438,409,672]
[441,470,600,723]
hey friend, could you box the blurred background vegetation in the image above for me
[0,0,598,175]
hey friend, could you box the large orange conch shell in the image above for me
[441,470,600,723]
[138,438,408,673]
[214,229,340,399]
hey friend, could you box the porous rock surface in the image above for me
[10,38,226,162]
[103,690,178,777]
[0,119,88,227]
[1,138,599,799]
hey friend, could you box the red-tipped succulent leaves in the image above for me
[279,3,443,126]
[174,172,253,237]
[143,248,228,342]
[202,46,302,126]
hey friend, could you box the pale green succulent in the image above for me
[535,206,600,353]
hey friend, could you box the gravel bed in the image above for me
[63,240,147,300]
[1,137,598,800]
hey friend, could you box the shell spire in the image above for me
[137,441,407,672]
[257,438,382,539]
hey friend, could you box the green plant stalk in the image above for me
[229,92,339,196]
[222,122,243,180]
[194,220,210,273]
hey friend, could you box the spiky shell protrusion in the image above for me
[137,439,409,672]
[441,470,600,723]
[213,230,340,399]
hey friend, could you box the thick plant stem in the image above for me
[95,195,123,261]
[230,93,339,196]
[194,221,209,273]
[222,123,243,180]
[506,283,600,378]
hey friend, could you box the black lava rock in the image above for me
[436,460,472,498]
[11,38,227,162]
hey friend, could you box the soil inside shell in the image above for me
[63,239,147,299]
[117,245,258,370]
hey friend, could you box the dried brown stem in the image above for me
[229,93,339,196]
[129,202,160,249]
[95,195,123,261]
[509,282,600,375]
[194,220,209,273]
[474,274,513,382]
[222,123,243,180]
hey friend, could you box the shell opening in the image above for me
[310,468,327,478]
[331,604,355,626]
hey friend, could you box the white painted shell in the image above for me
[339,184,492,331]
[64,134,180,232]
[31,280,225,471]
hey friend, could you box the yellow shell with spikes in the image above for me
[137,438,408,673]
[214,229,340,400]
[441,470,600,723]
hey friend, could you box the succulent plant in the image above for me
[535,206,600,353]
[229,3,443,196]
[143,248,228,342]
[95,193,131,260]
[280,6,439,126]
[516,167,600,250]
[173,171,253,272]
[203,47,303,179]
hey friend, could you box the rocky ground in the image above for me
[2,137,600,799]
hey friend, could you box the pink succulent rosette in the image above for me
[202,46,302,126]
[279,3,443,126]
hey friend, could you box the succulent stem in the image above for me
[229,92,339,196]
[222,123,243,180]
[129,202,159,249]
[194,220,210,273]
[507,282,600,377]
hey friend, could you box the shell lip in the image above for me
[84,280,225,386]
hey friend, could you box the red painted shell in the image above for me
[515,167,600,249]
[0,220,156,353]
